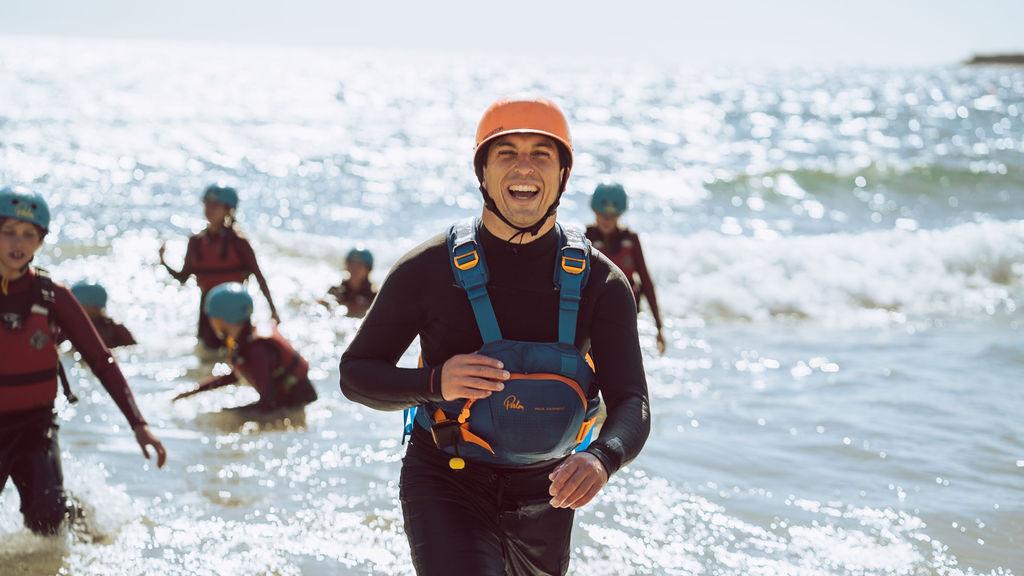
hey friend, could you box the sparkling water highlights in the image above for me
[1,37,1021,574]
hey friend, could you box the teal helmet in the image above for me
[346,247,374,270]
[0,186,50,231]
[591,183,628,216]
[71,281,108,309]
[203,282,253,324]
[202,184,239,209]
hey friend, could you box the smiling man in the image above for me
[339,98,650,576]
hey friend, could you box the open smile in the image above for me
[505,183,542,202]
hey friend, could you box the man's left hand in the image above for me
[548,452,609,509]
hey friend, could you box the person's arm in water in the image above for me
[236,237,281,323]
[631,234,666,355]
[159,236,194,284]
[55,287,167,468]
[172,372,239,401]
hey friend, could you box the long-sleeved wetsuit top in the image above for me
[340,222,651,476]
[165,227,278,316]
[585,225,663,331]
[2,269,146,429]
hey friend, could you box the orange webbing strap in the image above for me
[431,401,495,454]
[576,417,597,444]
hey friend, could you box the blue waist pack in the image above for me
[407,218,600,468]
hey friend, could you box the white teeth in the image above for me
[509,185,539,193]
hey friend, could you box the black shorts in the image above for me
[399,438,575,576]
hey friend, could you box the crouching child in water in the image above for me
[173,282,317,412]
[69,281,136,349]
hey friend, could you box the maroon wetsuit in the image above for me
[87,316,137,349]
[1,269,145,428]
[164,227,277,349]
[1,269,146,534]
[585,225,663,331]
[191,325,316,410]
[327,279,377,318]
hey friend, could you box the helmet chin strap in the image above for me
[479,169,570,245]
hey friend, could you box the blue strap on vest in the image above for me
[447,218,503,343]
[554,225,589,346]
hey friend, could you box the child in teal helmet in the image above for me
[173,282,317,412]
[0,186,166,536]
[159,184,280,351]
[586,183,666,355]
[69,281,137,348]
[324,247,378,318]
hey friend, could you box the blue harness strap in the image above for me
[554,224,590,346]
[447,218,502,343]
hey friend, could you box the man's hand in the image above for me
[133,424,167,469]
[656,330,667,356]
[158,243,167,265]
[548,452,609,509]
[440,354,509,401]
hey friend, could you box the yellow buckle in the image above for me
[454,251,480,271]
[561,256,586,275]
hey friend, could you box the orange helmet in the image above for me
[473,98,573,183]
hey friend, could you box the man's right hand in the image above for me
[440,354,509,401]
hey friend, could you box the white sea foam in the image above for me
[649,219,1024,324]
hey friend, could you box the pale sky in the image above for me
[2,0,1022,66]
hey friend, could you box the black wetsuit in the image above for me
[340,222,650,576]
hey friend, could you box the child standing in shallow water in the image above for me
[0,186,166,536]
[159,184,279,351]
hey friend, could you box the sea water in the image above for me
[1,37,1021,575]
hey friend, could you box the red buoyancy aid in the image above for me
[0,280,59,414]
[231,328,310,392]
[187,230,250,292]
[591,232,639,293]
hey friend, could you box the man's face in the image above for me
[481,133,564,228]
[0,219,43,272]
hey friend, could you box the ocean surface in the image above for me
[1,36,1022,575]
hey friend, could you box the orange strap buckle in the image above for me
[454,251,480,271]
[561,256,586,275]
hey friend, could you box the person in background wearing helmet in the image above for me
[324,247,377,318]
[68,281,136,349]
[340,98,650,576]
[172,282,317,412]
[159,184,280,351]
[0,186,166,536]
[586,183,666,355]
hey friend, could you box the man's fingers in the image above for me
[548,460,580,496]
[457,387,493,400]
[460,377,506,392]
[455,354,504,370]
[550,465,588,506]
[459,365,510,381]
[563,477,601,509]
[140,443,151,460]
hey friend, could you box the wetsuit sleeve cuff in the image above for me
[425,365,445,403]
[584,440,622,477]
